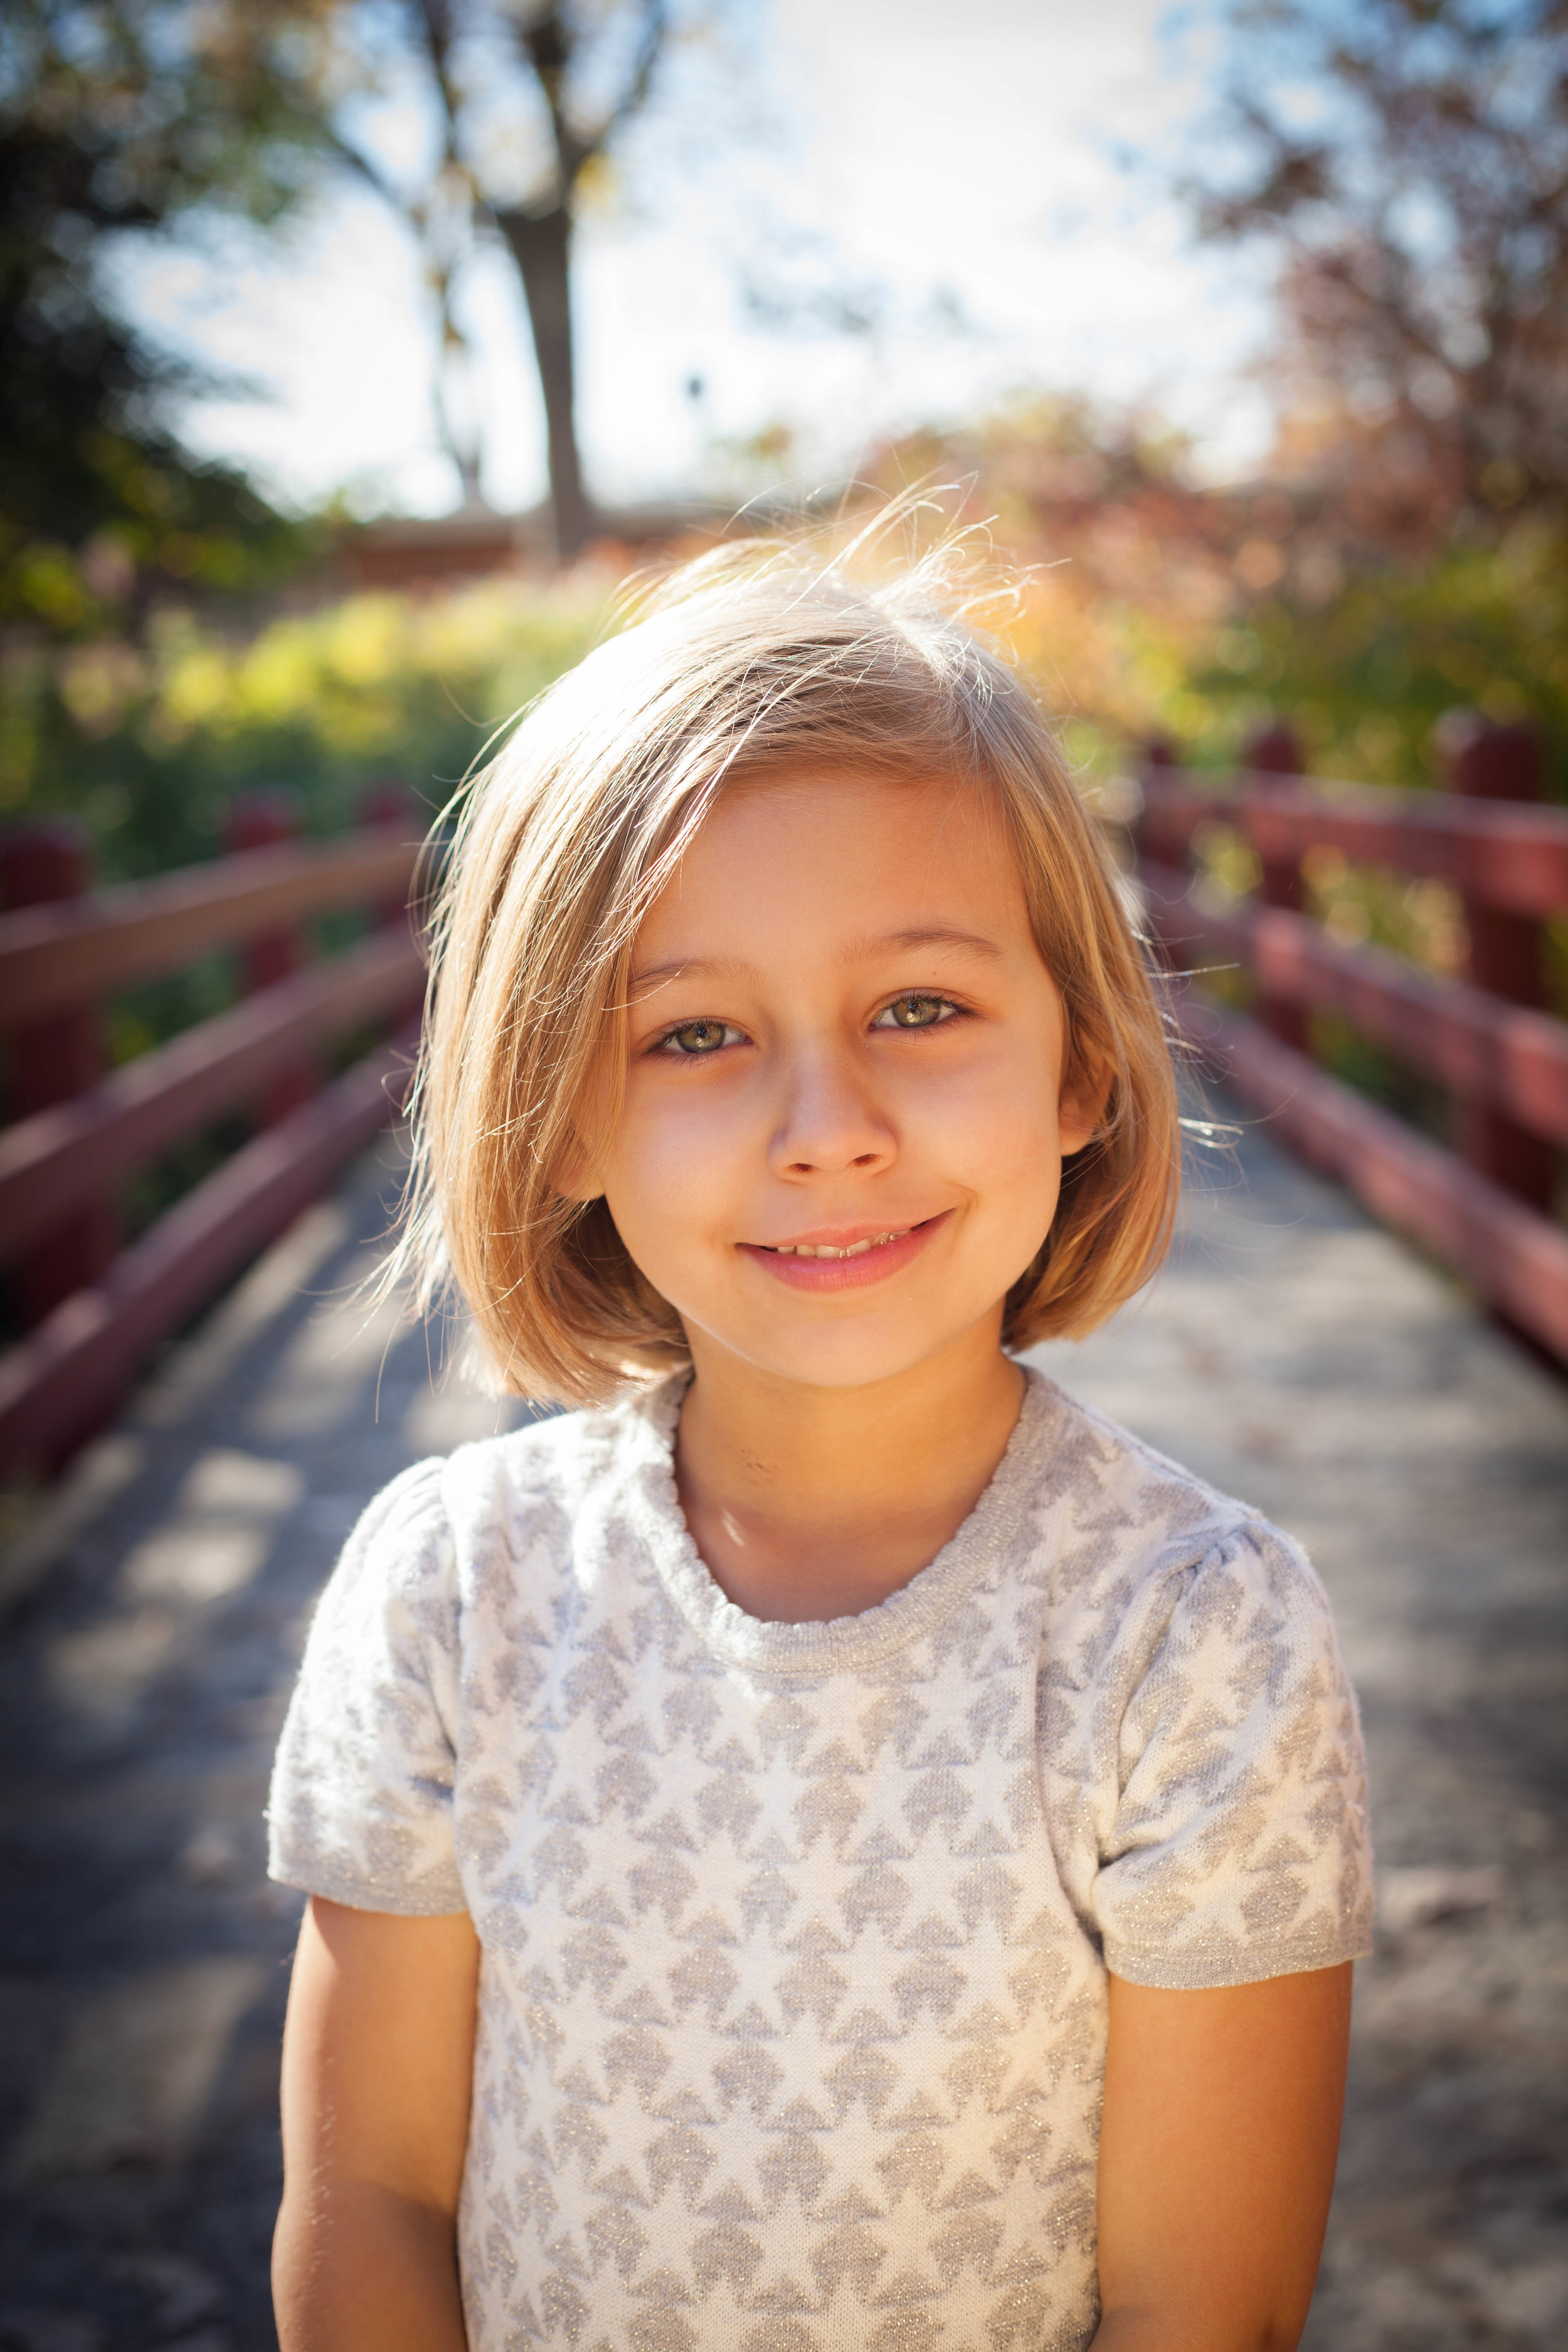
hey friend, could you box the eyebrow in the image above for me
[628,925,1007,993]
[856,924,1007,963]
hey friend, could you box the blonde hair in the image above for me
[396,517,1180,1404]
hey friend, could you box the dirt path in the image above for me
[1,1118,1564,2350]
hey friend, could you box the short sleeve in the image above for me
[1091,1523,1374,1988]
[267,1458,468,1916]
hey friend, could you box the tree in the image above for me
[336,1,672,559]
[0,0,337,635]
[3,0,680,632]
[1183,0,1568,542]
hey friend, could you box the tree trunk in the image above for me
[496,200,592,562]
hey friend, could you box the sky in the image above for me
[116,0,1272,521]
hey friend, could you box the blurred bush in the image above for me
[0,576,607,880]
[1183,519,1568,789]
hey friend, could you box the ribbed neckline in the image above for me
[621,1365,1056,1677]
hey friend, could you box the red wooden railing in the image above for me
[0,794,428,1481]
[1135,722,1568,1363]
[4,725,1562,1484]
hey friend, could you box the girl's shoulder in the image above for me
[351,1380,671,1592]
[1022,1369,1338,1663]
[440,1377,664,1513]
[293,1391,661,1685]
[1021,1379,1372,1984]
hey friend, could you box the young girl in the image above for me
[268,528,1373,2352]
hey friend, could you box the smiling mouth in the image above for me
[740,1213,946,1290]
[760,1227,912,1260]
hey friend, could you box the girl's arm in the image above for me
[1093,1963,1353,2352]
[273,1895,480,2351]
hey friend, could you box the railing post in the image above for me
[356,779,419,933]
[1245,723,1309,1051]
[0,820,119,1321]
[226,791,316,1124]
[1135,736,1185,871]
[1449,719,1554,1208]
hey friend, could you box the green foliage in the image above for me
[1179,521,1568,792]
[1,577,607,879]
[1,0,347,636]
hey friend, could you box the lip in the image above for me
[738,1211,950,1292]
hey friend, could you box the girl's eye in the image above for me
[656,1019,742,1056]
[872,993,959,1032]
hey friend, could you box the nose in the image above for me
[768,1039,896,1180]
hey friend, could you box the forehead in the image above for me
[631,766,1032,972]
[662,764,1015,894]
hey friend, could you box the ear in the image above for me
[1057,1054,1113,1158]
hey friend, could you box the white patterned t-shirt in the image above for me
[268,1367,1373,2352]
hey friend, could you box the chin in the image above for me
[697,1303,993,1393]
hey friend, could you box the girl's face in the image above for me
[593,768,1099,1393]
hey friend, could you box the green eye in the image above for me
[877,993,951,1030]
[664,1019,732,1054]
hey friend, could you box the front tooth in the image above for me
[845,1239,869,1257]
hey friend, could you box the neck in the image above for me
[674,1317,1025,1624]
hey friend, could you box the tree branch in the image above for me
[524,0,669,196]
[324,127,409,218]
[594,0,669,153]
[413,0,468,168]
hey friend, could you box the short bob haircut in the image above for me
[394,519,1180,1405]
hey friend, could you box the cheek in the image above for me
[902,1039,1065,1185]
[934,1052,1068,1281]
[601,1075,750,1232]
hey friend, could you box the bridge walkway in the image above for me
[0,1116,1564,2350]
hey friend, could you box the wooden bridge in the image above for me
[0,738,1565,2348]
